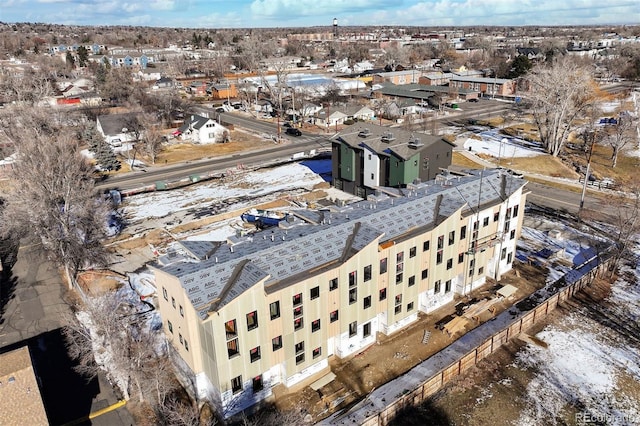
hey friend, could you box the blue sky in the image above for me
[1,0,638,28]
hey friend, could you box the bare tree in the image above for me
[603,112,638,167]
[0,109,110,287]
[604,189,640,279]
[139,117,165,165]
[525,56,597,156]
[0,65,55,106]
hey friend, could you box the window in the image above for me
[396,262,403,273]
[295,342,305,364]
[436,250,443,264]
[513,204,519,217]
[407,302,414,311]
[394,294,402,314]
[421,269,428,280]
[179,333,183,344]
[293,306,303,319]
[310,286,320,300]
[409,247,417,258]
[446,258,453,270]
[293,293,302,306]
[363,322,371,337]
[507,252,513,263]
[272,335,282,351]
[379,288,387,301]
[380,258,388,274]
[478,266,484,275]
[396,252,404,263]
[349,321,358,337]
[371,173,374,180]
[250,346,261,362]
[458,253,465,264]
[483,217,489,227]
[504,219,511,233]
[270,301,280,320]
[185,339,189,351]
[349,271,357,287]
[328,309,338,322]
[437,235,444,250]
[227,338,239,358]
[445,280,452,293]
[506,207,512,218]
[469,268,475,277]
[162,287,168,301]
[423,240,430,251]
[364,265,372,282]
[408,276,415,287]
[510,229,516,240]
[294,317,304,331]
[363,295,372,309]
[434,280,441,294]
[312,319,321,332]
[329,278,338,291]
[349,288,357,304]
[313,347,322,358]
[172,297,176,308]
[473,221,479,231]
[225,319,237,339]
[501,248,507,260]
[252,375,263,393]
[494,212,500,222]
[460,225,467,239]
[448,231,455,246]
[231,376,242,394]
[395,273,403,284]
[246,311,258,331]
[179,305,184,317]
[167,320,173,333]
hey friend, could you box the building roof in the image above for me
[375,82,475,98]
[178,114,214,132]
[334,122,454,160]
[96,112,139,136]
[154,170,525,320]
[450,76,511,84]
[0,346,48,426]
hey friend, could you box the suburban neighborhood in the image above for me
[0,13,639,426]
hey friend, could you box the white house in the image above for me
[177,114,230,144]
[96,113,140,146]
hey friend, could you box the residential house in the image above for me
[151,169,527,418]
[373,83,477,107]
[178,114,230,144]
[153,77,175,89]
[313,107,348,129]
[208,82,238,100]
[98,53,150,69]
[96,113,141,146]
[449,76,515,98]
[515,47,544,62]
[0,346,49,426]
[331,122,455,198]
[342,104,375,122]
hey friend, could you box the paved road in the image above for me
[97,136,332,192]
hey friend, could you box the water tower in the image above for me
[333,18,338,37]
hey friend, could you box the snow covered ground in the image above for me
[514,255,640,426]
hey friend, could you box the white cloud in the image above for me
[250,0,395,17]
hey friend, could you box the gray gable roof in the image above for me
[178,114,214,132]
[96,113,139,136]
[334,122,454,160]
[155,170,525,320]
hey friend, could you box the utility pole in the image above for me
[579,129,597,211]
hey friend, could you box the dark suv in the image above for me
[285,127,302,136]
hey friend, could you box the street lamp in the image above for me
[498,138,507,167]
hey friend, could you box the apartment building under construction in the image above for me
[151,169,528,418]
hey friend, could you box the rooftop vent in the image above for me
[408,137,424,148]
[381,132,395,143]
[358,128,371,137]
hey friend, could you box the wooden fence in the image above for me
[358,257,610,426]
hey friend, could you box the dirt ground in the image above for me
[273,262,549,422]
[388,274,640,426]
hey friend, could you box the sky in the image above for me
[0,0,638,29]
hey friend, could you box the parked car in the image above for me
[468,98,479,103]
[285,128,302,136]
